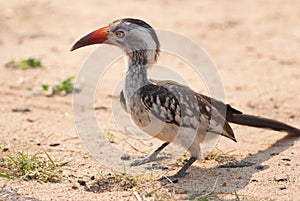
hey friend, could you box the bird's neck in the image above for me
[123,55,150,108]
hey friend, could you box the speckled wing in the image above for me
[136,83,182,126]
[136,81,236,142]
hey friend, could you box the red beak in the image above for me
[70,26,110,51]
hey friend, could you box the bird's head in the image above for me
[71,18,160,65]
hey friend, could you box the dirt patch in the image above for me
[1,0,300,200]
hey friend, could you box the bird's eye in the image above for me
[116,30,125,38]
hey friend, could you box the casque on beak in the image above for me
[70,26,110,51]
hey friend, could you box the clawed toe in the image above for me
[158,170,189,183]
[158,174,181,183]
[130,159,146,167]
[130,155,168,167]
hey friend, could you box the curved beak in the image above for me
[70,26,110,51]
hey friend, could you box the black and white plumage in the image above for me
[71,18,300,179]
[120,81,236,141]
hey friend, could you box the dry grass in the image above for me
[0,149,69,182]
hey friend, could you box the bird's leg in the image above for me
[160,156,197,182]
[130,142,170,166]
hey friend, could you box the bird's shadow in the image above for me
[159,134,299,198]
[0,188,41,201]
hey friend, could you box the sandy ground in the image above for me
[1,0,300,200]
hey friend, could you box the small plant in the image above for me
[54,76,77,94]
[183,180,219,201]
[0,151,69,182]
[105,132,115,143]
[85,170,155,195]
[197,195,219,201]
[185,188,218,201]
[5,58,42,70]
[234,189,240,201]
[204,150,237,164]
[41,76,81,96]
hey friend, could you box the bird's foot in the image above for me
[158,172,186,183]
[158,156,196,183]
[130,155,167,167]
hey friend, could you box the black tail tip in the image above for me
[287,129,300,136]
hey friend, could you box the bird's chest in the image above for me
[127,93,151,127]
[128,99,176,142]
[125,93,168,138]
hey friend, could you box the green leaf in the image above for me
[20,58,42,69]
[0,173,11,179]
[5,60,18,69]
[5,58,42,70]
[44,152,56,167]
[42,84,49,91]
[234,189,240,201]
[58,161,71,167]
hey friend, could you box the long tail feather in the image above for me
[229,114,300,135]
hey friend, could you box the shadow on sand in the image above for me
[161,134,299,199]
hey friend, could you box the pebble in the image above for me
[11,108,31,113]
[281,158,291,162]
[77,180,86,186]
[279,186,287,190]
[49,143,60,147]
[120,154,131,160]
[274,177,288,182]
[2,148,9,152]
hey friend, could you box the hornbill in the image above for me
[71,18,300,180]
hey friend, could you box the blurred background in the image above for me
[1,0,299,200]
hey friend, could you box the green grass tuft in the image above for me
[41,76,81,96]
[0,151,69,182]
[5,58,42,70]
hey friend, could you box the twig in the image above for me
[124,139,147,154]
[37,133,54,145]
[203,177,218,197]
[133,191,142,201]
[159,174,175,184]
